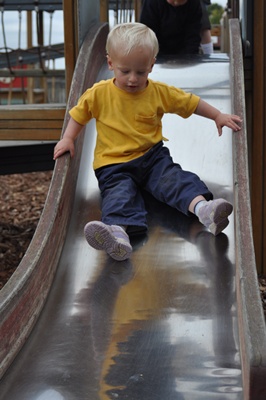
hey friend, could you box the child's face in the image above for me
[107,46,155,93]
[166,0,188,6]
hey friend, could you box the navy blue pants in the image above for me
[95,142,212,233]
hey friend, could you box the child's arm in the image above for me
[53,117,83,160]
[194,99,242,136]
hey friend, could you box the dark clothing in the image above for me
[95,142,212,232]
[140,0,202,55]
[200,0,211,30]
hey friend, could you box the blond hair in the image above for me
[106,22,159,58]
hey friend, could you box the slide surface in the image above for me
[0,21,265,400]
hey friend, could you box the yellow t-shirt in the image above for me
[69,78,200,170]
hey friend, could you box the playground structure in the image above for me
[0,1,144,174]
[0,1,141,108]
[0,1,266,399]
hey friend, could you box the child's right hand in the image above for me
[53,137,75,160]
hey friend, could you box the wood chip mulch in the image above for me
[258,275,266,319]
[0,171,52,289]
[0,170,266,321]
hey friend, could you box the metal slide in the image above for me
[0,21,265,400]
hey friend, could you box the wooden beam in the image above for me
[0,106,65,119]
[0,131,61,141]
[100,0,109,22]
[134,0,142,22]
[63,0,78,98]
[0,106,65,141]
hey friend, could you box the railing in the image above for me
[100,0,142,23]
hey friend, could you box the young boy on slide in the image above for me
[54,23,241,261]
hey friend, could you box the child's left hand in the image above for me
[215,113,242,136]
[194,99,242,136]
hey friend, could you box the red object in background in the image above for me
[0,65,28,88]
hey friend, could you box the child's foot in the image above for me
[197,199,233,236]
[84,221,132,261]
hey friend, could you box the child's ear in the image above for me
[150,57,156,72]
[106,55,113,70]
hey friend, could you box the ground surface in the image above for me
[0,171,265,320]
[0,171,53,289]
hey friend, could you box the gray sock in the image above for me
[194,200,208,216]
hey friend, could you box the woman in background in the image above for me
[140,0,202,55]
[140,0,213,55]
[200,0,214,53]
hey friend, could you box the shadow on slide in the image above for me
[0,20,265,400]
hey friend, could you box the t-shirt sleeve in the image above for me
[69,90,93,125]
[168,86,200,118]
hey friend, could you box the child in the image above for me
[53,22,241,261]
